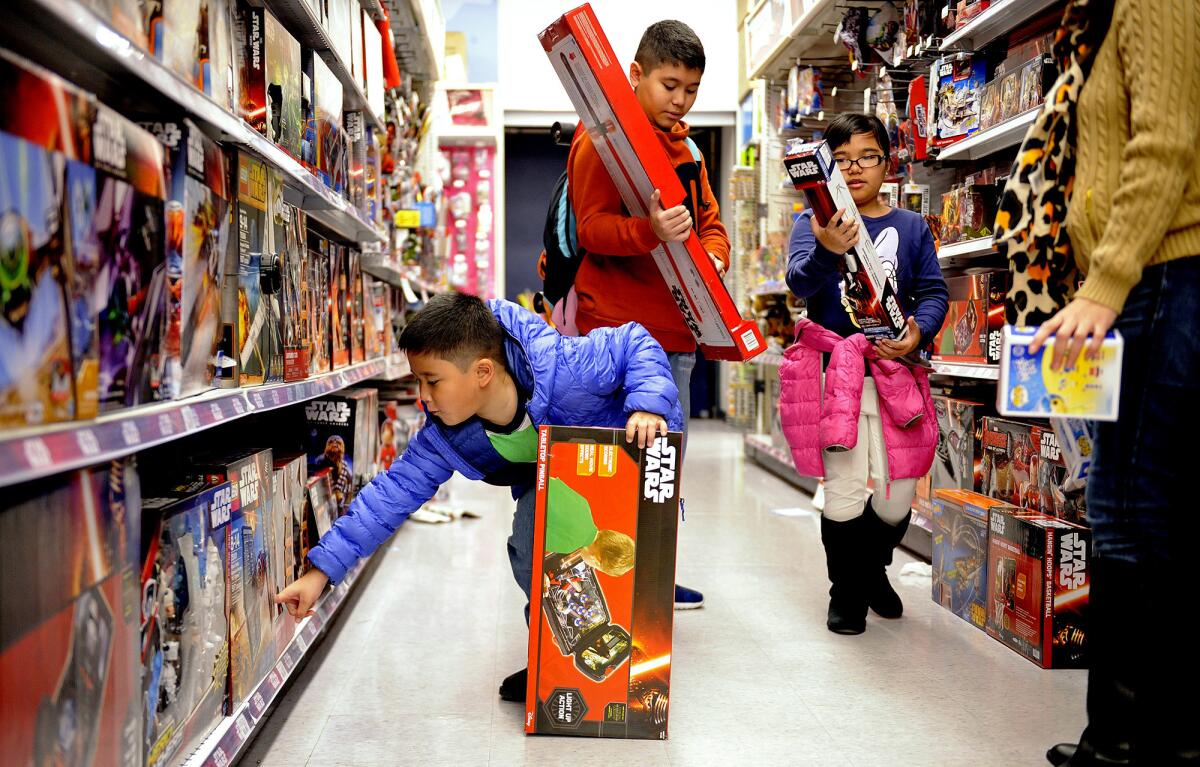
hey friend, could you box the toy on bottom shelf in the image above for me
[140,479,233,767]
[1,461,142,767]
[270,454,307,655]
[987,508,1090,668]
[931,489,1016,631]
[527,426,680,740]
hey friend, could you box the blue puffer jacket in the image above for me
[308,299,684,583]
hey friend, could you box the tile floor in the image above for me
[244,420,1086,766]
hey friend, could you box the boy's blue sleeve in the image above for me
[561,324,684,431]
[908,221,950,343]
[307,426,453,583]
[786,212,844,298]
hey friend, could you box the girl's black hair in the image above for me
[824,113,890,157]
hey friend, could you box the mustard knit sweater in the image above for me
[1066,0,1200,312]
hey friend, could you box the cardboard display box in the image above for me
[303,388,378,515]
[307,233,333,375]
[986,508,1090,668]
[270,454,307,656]
[933,272,1008,366]
[329,243,351,369]
[269,168,310,381]
[236,4,302,157]
[538,5,764,361]
[981,417,1086,524]
[931,489,1016,631]
[233,151,284,385]
[526,426,681,739]
[1,461,142,767]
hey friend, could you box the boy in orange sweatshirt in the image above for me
[568,19,729,610]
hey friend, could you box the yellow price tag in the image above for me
[394,209,421,228]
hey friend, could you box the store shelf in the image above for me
[385,0,444,82]
[745,434,819,494]
[0,359,386,489]
[378,353,413,381]
[901,513,934,561]
[934,109,1037,161]
[8,0,383,246]
[183,554,378,767]
[748,0,839,81]
[931,362,1001,380]
[938,236,996,262]
[940,0,1063,52]
[267,0,384,134]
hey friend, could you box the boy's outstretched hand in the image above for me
[275,568,330,623]
[649,189,693,243]
[626,410,669,449]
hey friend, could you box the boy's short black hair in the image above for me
[399,293,506,370]
[824,113,890,157]
[635,20,706,74]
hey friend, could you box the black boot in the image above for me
[821,515,868,635]
[1045,558,1134,766]
[863,504,909,619]
[499,668,528,702]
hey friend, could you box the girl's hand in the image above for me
[625,411,669,448]
[875,318,922,361]
[813,208,860,255]
[1029,297,1118,371]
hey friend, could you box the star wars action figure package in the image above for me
[981,417,1086,525]
[349,248,366,364]
[783,139,907,343]
[916,395,990,514]
[1051,417,1092,492]
[932,56,988,148]
[0,51,93,426]
[329,243,352,369]
[304,388,378,515]
[932,271,1008,365]
[270,454,306,656]
[233,150,284,385]
[932,489,1016,631]
[309,50,347,193]
[193,448,278,709]
[306,468,336,538]
[526,426,681,739]
[999,326,1123,421]
[269,167,311,381]
[1,460,142,767]
[987,508,1090,668]
[235,3,303,157]
[140,478,233,767]
[307,232,332,375]
[539,5,764,362]
[142,118,233,400]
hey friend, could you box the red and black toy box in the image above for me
[986,508,1090,668]
[1,460,143,767]
[538,5,764,362]
[526,426,681,739]
[980,417,1086,523]
[932,271,1008,365]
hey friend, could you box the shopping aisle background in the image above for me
[245,422,1085,766]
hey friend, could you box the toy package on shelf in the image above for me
[349,248,366,363]
[362,273,383,359]
[140,478,233,767]
[326,0,354,72]
[200,0,239,112]
[1051,418,1092,492]
[932,57,987,148]
[539,5,764,361]
[235,4,302,157]
[269,168,310,381]
[232,151,283,385]
[932,489,1015,631]
[526,426,681,739]
[783,139,907,342]
[307,233,332,375]
[329,243,351,369]
[270,454,306,655]
[933,395,987,491]
[981,417,1086,524]
[194,448,278,709]
[0,52,93,427]
[306,469,336,538]
[146,0,201,85]
[83,0,148,50]
[441,144,497,297]
[1,461,142,767]
[987,509,1090,668]
[906,75,930,161]
[346,110,367,214]
[363,17,385,118]
[143,118,233,400]
[999,326,1123,421]
[933,271,1008,365]
[309,51,347,193]
[303,388,378,515]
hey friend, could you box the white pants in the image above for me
[822,378,917,525]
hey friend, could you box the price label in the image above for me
[211,747,229,767]
[234,713,252,740]
[268,669,282,691]
[285,387,295,402]
[76,429,101,457]
[302,622,319,644]
[252,692,266,714]
[251,392,265,409]
[23,438,52,470]
[210,402,224,421]
[181,406,200,431]
[121,420,141,447]
[231,397,246,415]
[271,389,281,405]
[296,631,309,652]
[158,413,174,437]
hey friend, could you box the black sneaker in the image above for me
[499,668,527,702]
[674,584,705,610]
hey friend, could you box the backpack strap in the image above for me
[683,136,702,164]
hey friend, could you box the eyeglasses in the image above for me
[835,155,886,170]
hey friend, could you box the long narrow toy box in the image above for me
[783,139,907,342]
[526,426,681,739]
[538,5,764,362]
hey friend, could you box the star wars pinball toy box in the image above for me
[980,417,1086,524]
[526,426,681,739]
[0,51,94,427]
[538,5,764,362]
[931,489,1016,631]
[142,118,233,400]
[139,478,234,767]
[233,150,284,385]
[192,448,278,710]
[933,272,1008,365]
[986,507,1090,668]
[783,139,908,344]
[235,3,303,157]
[1,460,142,767]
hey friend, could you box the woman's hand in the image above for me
[875,318,922,361]
[812,208,860,255]
[1029,297,1118,371]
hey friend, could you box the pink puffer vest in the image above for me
[779,318,937,481]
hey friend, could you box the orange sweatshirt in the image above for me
[568,120,730,353]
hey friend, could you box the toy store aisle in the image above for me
[243,421,1085,767]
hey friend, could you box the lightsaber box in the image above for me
[783,139,908,342]
[526,426,680,739]
[538,5,765,362]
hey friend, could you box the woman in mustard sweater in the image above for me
[997,0,1200,764]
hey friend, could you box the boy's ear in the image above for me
[629,61,643,89]
[474,358,496,387]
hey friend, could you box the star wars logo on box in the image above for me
[306,400,352,424]
[527,426,681,740]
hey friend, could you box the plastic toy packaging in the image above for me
[998,71,1021,123]
[941,186,963,244]
[1051,418,1093,492]
[979,82,1001,130]
[865,2,902,65]
[1018,58,1046,113]
[999,326,1124,421]
[959,186,995,240]
[933,56,987,145]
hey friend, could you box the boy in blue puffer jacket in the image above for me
[274,292,683,703]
